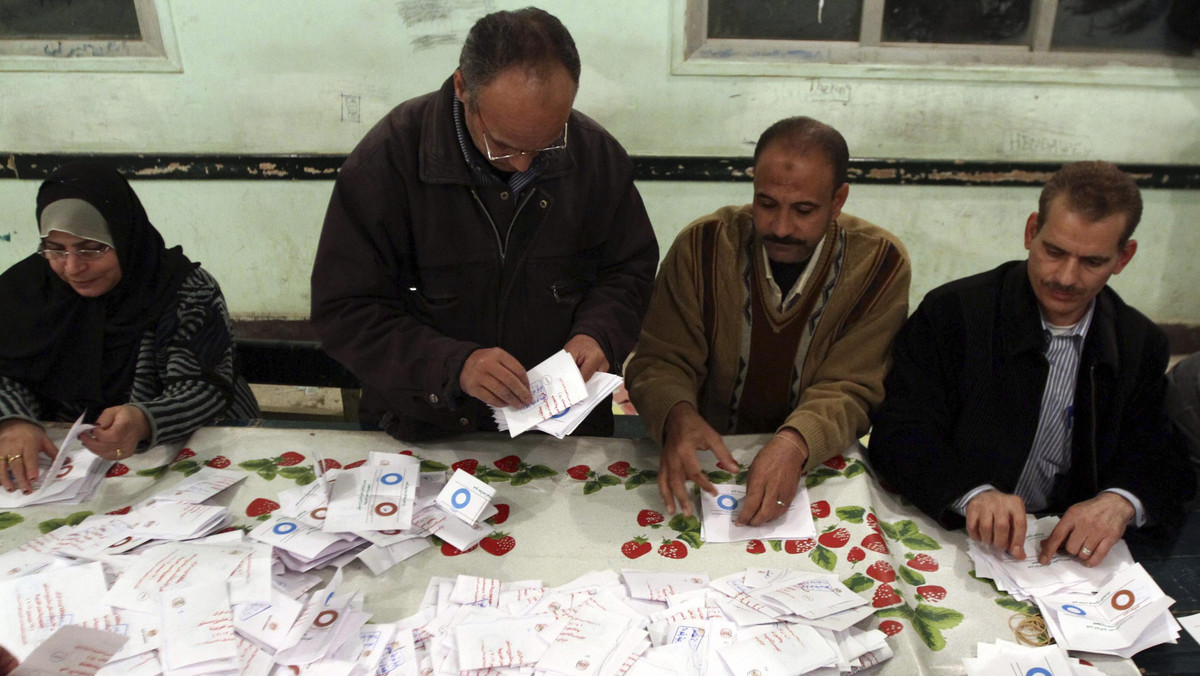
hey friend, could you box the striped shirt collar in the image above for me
[1039,298,1096,344]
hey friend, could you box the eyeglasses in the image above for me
[37,244,112,261]
[477,113,568,161]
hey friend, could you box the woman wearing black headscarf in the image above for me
[0,162,259,493]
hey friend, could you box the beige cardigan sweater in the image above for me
[626,205,911,471]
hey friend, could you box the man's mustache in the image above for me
[763,235,809,247]
[1044,282,1082,295]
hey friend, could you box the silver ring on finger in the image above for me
[776,500,786,506]
[1079,546,1094,557]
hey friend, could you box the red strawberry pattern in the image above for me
[622,536,651,559]
[872,584,902,608]
[878,620,904,636]
[847,546,866,563]
[785,539,816,554]
[818,528,850,549]
[480,532,515,556]
[906,553,939,572]
[451,459,478,475]
[206,456,231,469]
[276,452,305,467]
[318,458,342,472]
[658,539,688,559]
[344,459,367,469]
[106,505,132,515]
[567,465,591,480]
[441,542,477,556]
[810,500,831,519]
[494,455,521,473]
[746,540,766,554]
[173,448,195,462]
[105,463,129,478]
[637,509,664,527]
[917,585,947,603]
[489,504,510,525]
[607,461,631,477]
[823,455,847,470]
[866,512,882,534]
[861,532,889,554]
[867,561,896,583]
[246,498,280,518]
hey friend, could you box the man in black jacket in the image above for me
[870,161,1194,567]
[311,8,657,441]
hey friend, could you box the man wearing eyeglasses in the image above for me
[312,8,657,441]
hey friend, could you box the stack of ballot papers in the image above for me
[1,551,897,676]
[968,515,1181,658]
[964,639,1105,675]
[255,449,502,575]
[492,350,624,438]
[0,414,114,509]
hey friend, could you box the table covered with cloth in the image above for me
[0,426,1139,675]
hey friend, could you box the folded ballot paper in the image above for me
[701,482,816,543]
[964,639,1106,675]
[969,515,1180,658]
[0,413,107,509]
[493,350,623,438]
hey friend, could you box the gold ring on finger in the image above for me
[115,448,123,459]
[5,454,18,463]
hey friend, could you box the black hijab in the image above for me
[0,162,196,414]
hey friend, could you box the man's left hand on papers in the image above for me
[563,334,608,382]
[1038,491,1135,567]
[737,430,808,527]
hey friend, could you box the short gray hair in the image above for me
[459,7,581,102]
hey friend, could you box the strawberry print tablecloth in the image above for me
[0,426,1138,675]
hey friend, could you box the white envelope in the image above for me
[700,483,815,543]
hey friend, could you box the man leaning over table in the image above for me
[869,161,1195,568]
[310,8,658,442]
[626,116,911,528]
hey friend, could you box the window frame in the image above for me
[0,0,181,73]
[674,0,1200,87]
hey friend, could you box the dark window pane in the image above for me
[708,0,862,41]
[1051,0,1194,55]
[882,0,1032,44]
[0,0,141,40]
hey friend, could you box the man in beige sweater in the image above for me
[626,117,910,526]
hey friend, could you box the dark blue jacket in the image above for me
[869,261,1194,537]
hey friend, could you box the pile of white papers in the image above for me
[968,515,1180,658]
[0,414,112,509]
[261,450,503,575]
[964,639,1105,675]
[3,505,898,676]
[493,351,624,438]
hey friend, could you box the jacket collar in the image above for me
[418,76,577,186]
[998,259,1120,370]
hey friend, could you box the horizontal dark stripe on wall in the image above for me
[4,153,1200,189]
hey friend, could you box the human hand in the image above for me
[459,347,532,408]
[0,419,57,494]
[0,645,17,676]
[658,402,739,517]
[965,490,1028,559]
[737,430,808,527]
[1038,492,1134,567]
[80,405,150,461]
[563,334,609,383]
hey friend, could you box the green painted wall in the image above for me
[1,1,1198,322]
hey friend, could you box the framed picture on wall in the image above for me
[0,0,180,72]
